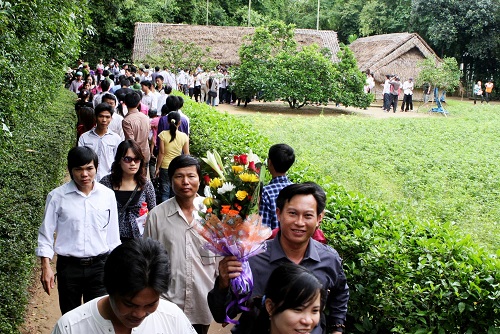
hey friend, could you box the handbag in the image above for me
[208,90,217,98]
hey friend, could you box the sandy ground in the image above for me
[19,98,435,334]
[214,99,435,118]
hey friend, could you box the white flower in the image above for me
[247,149,261,164]
[217,182,235,195]
[204,185,212,198]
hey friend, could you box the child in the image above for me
[259,144,295,229]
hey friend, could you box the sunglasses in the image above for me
[122,156,141,164]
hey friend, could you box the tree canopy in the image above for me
[231,21,372,108]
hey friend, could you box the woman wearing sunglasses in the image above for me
[100,139,156,243]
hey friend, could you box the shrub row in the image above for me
[182,98,500,333]
[0,89,77,333]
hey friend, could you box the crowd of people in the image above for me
[36,59,349,334]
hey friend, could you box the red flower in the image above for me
[239,154,248,165]
[234,155,240,164]
[248,161,256,171]
[203,174,211,185]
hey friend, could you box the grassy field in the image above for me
[243,100,500,252]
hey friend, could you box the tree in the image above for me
[411,0,500,83]
[232,21,371,108]
[417,56,461,93]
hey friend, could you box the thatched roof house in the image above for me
[348,32,439,84]
[132,23,340,64]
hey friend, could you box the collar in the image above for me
[269,175,290,184]
[90,127,113,136]
[65,180,97,196]
[268,234,321,264]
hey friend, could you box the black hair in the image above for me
[252,263,325,333]
[276,182,326,215]
[102,93,117,105]
[161,95,180,116]
[120,78,129,87]
[155,66,160,72]
[124,91,142,108]
[268,144,295,173]
[94,102,113,117]
[67,146,98,178]
[100,79,111,92]
[103,69,110,77]
[77,106,96,132]
[110,139,146,189]
[164,85,172,94]
[104,238,170,298]
[140,80,152,89]
[177,96,184,109]
[156,75,164,82]
[167,112,181,142]
[167,155,201,185]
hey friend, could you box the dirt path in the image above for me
[214,99,432,118]
[20,98,427,334]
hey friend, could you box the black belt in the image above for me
[58,253,108,266]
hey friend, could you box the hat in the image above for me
[76,71,83,76]
[409,77,413,80]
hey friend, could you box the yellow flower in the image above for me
[232,165,244,173]
[209,178,222,188]
[239,173,259,183]
[203,197,213,206]
[236,190,248,201]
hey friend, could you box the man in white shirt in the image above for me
[101,93,125,140]
[36,146,121,314]
[51,238,197,334]
[78,103,122,181]
[381,74,391,112]
[144,155,218,334]
[140,80,158,115]
[401,77,414,112]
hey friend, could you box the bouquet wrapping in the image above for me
[194,150,271,323]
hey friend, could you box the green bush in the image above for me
[0,89,76,333]
[320,184,500,333]
[179,95,270,159]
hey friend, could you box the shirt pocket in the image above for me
[91,208,111,229]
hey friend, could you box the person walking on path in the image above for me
[36,146,120,314]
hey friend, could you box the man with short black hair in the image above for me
[51,238,196,333]
[78,102,122,181]
[36,146,120,314]
[145,155,218,334]
[209,182,349,334]
[122,91,151,168]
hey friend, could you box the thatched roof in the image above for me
[348,33,440,83]
[132,23,340,65]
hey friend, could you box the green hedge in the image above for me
[0,89,76,333]
[182,98,500,333]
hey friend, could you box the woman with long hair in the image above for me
[251,263,326,334]
[75,105,95,142]
[155,111,189,202]
[100,139,156,243]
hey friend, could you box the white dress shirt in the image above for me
[51,296,197,334]
[108,113,125,140]
[36,181,121,259]
[403,81,414,95]
[77,128,122,181]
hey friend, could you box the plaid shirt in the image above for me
[259,175,292,229]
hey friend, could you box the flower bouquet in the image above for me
[193,150,272,324]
